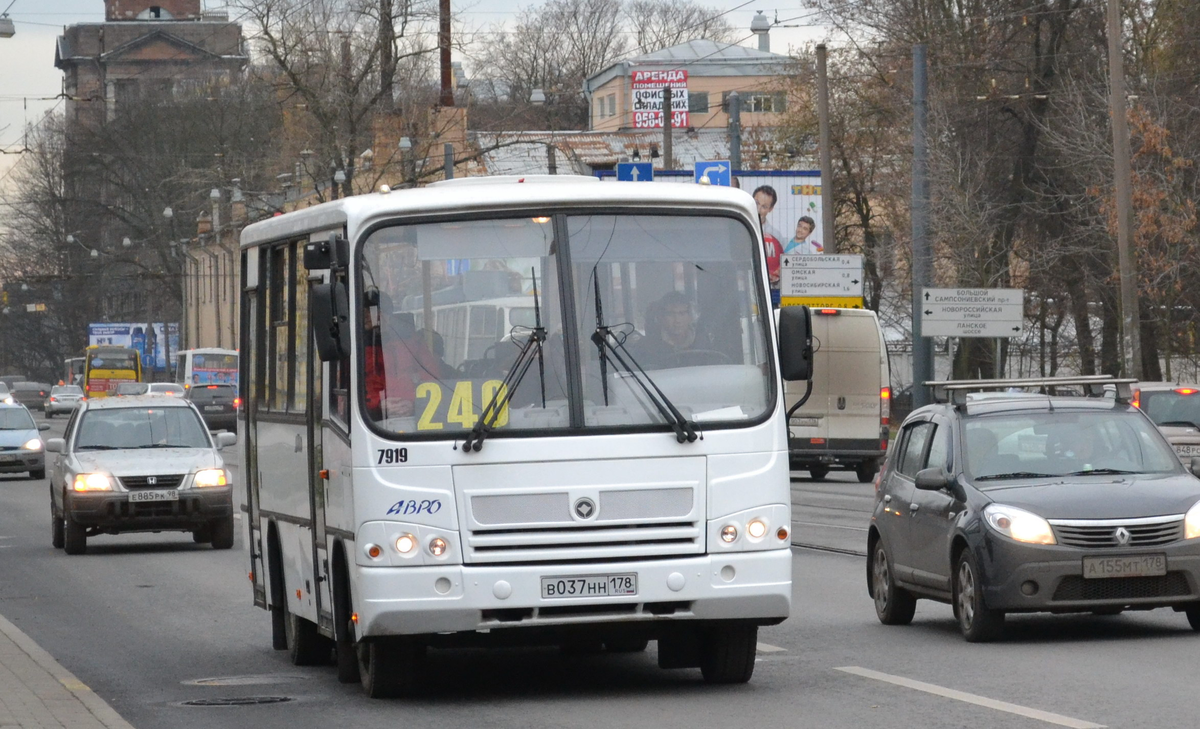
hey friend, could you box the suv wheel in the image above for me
[871,541,916,625]
[210,515,234,550]
[63,515,87,555]
[51,497,64,549]
[954,549,1004,642]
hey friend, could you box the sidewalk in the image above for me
[0,612,134,729]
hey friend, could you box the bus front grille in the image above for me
[465,521,703,564]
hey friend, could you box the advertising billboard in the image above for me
[87,322,180,371]
[631,70,689,129]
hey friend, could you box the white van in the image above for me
[783,308,890,482]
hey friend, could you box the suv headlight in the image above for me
[984,504,1056,545]
[73,473,112,492]
[1185,501,1200,540]
[21,438,42,451]
[194,468,228,487]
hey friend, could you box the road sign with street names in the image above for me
[694,160,731,186]
[920,288,1025,338]
[781,296,864,309]
[616,162,654,182]
[780,254,864,298]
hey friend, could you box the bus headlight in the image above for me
[747,519,768,539]
[720,524,738,543]
[21,439,42,451]
[395,534,417,554]
[428,537,448,557]
[73,473,112,492]
[193,469,228,487]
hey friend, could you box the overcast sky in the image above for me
[0,1,824,180]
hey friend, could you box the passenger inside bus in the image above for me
[364,296,443,421]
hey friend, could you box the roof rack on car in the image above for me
[926,375,1136,407]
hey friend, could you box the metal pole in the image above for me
[728,91,741,176]
[911,44,934,408]
[547,143,557,175]
[1107,0,1142,378]
[438,0,453,107]
[444,142,454,180]
[662,86,673,171]
[817,44,836,254]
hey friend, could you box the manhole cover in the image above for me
[184,674,308,687]
[180,696,294,707]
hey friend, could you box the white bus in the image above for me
[238,175,812,698]
[175,348,239,389]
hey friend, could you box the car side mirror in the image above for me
[45,438,64,453]
[777,305,813,382]
[216,432,237,449]
[915,467,951,491]
[1189,457,1200,476]
[38,424,50,431]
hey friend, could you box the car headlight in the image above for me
[21,438,42,451]
[1186,501,1200,540]
[983,504,1056,545]
[73,473,113,492]
[1,396,11,404]
[193,468,228,487]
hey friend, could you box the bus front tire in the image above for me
[358,638,424,699]
[699,624,757,684]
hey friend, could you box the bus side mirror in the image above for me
[778,306,813,381]
[311,281,350,362]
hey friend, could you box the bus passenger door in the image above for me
[243,278,267,609]
[305,272,334,635]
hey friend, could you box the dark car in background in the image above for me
[11,382,51,411]
[868,376,1200,642]
[185,384,237,432]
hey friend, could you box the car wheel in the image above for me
[954,550,1004,642]
[871,541,916,625]
[605,637,650,653]
[1185,605,1200,632]
[45,411,53,419]
[192,526,212,544]
[209,515,234,550]
[51,501,64,550]
[63,515,87,555]
[856,462,878,483]
[357,638,424,699]
[699,624,757,684]
[29,469,45,480]
[808,466,829,481]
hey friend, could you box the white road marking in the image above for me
[756,642,786,653]
[792,520,869,532]
[836,667,1105,729]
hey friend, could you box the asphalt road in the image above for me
[1,411,1198,728]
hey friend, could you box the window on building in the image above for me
[688,91,709,114]
[607,94,616,118]
[721,91,788,114]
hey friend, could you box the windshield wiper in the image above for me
[591,277,696,444]
[135,444,186,449]
[77,445,120,451]
[463,268,546,452]
[1065,468,1139,476]
[974,471,1058,481]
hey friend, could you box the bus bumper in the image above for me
[353,548,791,637]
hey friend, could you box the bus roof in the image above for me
[178,348,237,355]
[240,176,759,249]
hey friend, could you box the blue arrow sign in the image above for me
[694,160,731,186]
[616,162,654,182]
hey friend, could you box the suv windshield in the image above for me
[0,408,35,430]
[359,212,772,438]
[964,410,1179,482]
[76,407,211,450]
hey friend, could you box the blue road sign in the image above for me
[616,162,654,182]
[694,160,731,186]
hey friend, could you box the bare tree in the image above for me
[623,0,736,54]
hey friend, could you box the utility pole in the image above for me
[662,86,673,171]
[1107,0,1142,378]
[438,0,454,107]
[728,91,741,176]
[911,44,934,408]
[379,0,395,112]
[444,143,454,180]
[817,44,835,254]
[547,144,557,175]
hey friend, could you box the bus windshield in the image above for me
[359,212,772,437]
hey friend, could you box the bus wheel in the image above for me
[333,560,360,684]
[285,602,332,666]
[358,638,424,699]
[699,624,757,684]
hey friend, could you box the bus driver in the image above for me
[364,299,441,420]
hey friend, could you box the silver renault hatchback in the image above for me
[46,395,236,555]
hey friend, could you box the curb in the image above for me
[0,612,136,729]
